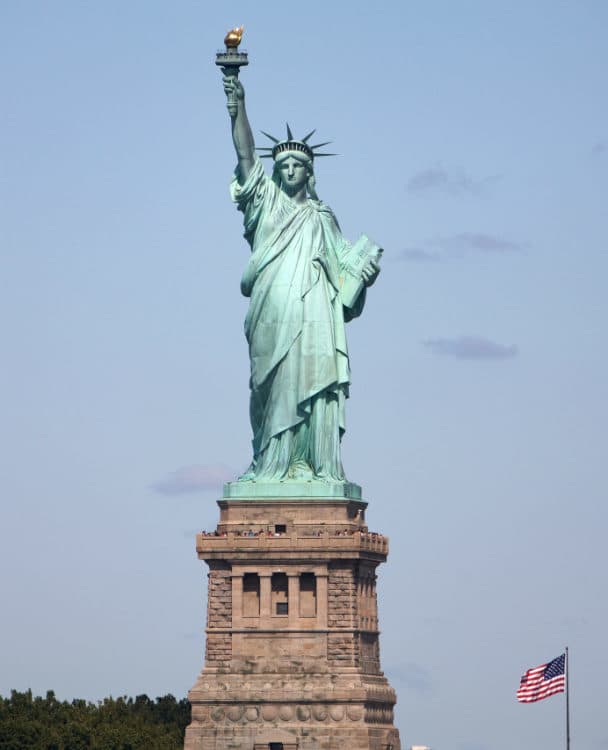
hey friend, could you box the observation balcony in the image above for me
[196,529,389,559]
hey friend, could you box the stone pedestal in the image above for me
[185,482,401,750]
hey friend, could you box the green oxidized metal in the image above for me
[219,39,382,487]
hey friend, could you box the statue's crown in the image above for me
[257,124,336,161]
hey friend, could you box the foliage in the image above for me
[0,690,190,750]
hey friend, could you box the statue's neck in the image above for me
[281,185,308,205]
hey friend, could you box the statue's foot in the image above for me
[287,461,315,480]
[237,463,257,482]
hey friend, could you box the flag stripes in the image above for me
[517,653,566,703]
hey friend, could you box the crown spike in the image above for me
[260,125,336,161]
[260,130,280,143]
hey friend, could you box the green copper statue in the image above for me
[220,37,381,483]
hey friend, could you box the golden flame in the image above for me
[224,26,244,48]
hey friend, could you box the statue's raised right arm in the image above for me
[223,76,255,184]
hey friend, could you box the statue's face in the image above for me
[277,156,309,194]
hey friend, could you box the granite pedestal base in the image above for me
[185,487,401,750]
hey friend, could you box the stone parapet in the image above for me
[217,497,367,525]
[197,531,389,560]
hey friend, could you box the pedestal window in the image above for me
[299,572,317,617]
[271,573,288,615]
[243,573,260,616]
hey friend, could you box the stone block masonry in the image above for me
[185,494,401,750]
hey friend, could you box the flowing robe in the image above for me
[231,158,365,480]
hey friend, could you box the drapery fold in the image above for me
[230,158,365,480]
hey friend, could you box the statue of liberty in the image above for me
[222,72,381,483]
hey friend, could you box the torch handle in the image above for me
[222,67,239,117]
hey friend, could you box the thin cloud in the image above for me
[431,232,522,254]
[387,662,433,695]
[591,141,606,157]
[407,166,500,196]
[398,232,523,262]
[399,248,441,263]
[152,464,235,495]
[423,336,518,360]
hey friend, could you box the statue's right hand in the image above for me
[223,75,245,101]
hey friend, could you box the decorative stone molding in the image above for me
[364,704,394,724]
[279,705,294,721]
[296,705,310,721]
[209,706,225,721]
[227,705,244,722]
[261,704,278,721]
[346,706,363,722]
[191,701,379,726]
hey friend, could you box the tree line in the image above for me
[0,690,190,750]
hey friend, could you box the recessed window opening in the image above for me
[299,572,317,617]
[243,573,260,616]
[269,743,284,750]
[271,572,288,615]
[274,524,287,535]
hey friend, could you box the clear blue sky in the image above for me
[1,2,607,750]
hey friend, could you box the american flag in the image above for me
[517,653,566,703]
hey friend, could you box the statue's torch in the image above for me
[215,26,248,117]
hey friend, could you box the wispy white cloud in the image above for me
[434,232,521,254]
[152,464,235,495]
[407,166,501,196]
[398,232,523,262]
[399,248,442,263]
[423,336,518,360]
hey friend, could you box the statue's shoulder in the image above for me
[310,198,332,214]
[311,199,339,225]
[232,158,276,207]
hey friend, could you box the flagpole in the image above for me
[565,647,570,750]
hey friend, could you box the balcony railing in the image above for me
[196,531,388,555]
